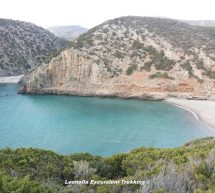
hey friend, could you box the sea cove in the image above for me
[0,84,214,156]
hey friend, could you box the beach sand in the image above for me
[166,98,215,129]
[0,75,23,83]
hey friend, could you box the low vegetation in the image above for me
[114,50,125,59]
[126,64,138,75]
[0,137,215,193]
[63,16,215,83]
[0,18,68,76]
[181,61,193,75]
[203,70,215,79]
[146,48,176,71]
[149,72,175,80]
[132,40,144,50]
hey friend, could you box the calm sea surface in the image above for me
[0,84,214,156]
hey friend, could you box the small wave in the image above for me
[174,104,199,120]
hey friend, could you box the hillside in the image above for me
[47,25,88,40]
[21,16,215,100]
[185,20,215,27]
[0,137,214,193]
[0,18,68,76]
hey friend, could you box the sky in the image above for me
[1,0,215,28]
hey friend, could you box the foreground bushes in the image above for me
[0,171,49,193]
[0,137,214,193]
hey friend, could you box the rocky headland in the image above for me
[20,16,215,100]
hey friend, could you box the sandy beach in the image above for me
[0,75,23,83]
[166,98,215,129]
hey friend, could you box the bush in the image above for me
[0,171,49,193]
[145,46,176,71]
[71,32,94,49]
[0,137,215,193]
[202,70,215,79]
[149,72,175,80]
[131,50,143,58]
[114,50,124,59]
[140,61,153,72]
[181,61,193,75]
[73,160,96,180]
[132,40,144,50]
[126,64,138,75]
[196,59,206,70]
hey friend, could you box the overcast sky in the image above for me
[1,0,215,28]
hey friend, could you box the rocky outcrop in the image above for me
[21,16,215,100]
[0,18,68,76]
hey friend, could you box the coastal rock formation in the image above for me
[21,16,215,99]
[0,18,68,76]
[47,25,88,40]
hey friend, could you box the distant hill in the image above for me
[46,25,88,40]
[185,20,215,27]
[0,18,68,76]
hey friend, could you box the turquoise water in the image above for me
[0,84,214,156]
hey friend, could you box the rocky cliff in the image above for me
[21,16,215,100]
[0,18,68,76]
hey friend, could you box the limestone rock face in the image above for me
[0,18,68,76]
[22,16,215,100]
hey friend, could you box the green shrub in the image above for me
[0,137,214,193]
[131,50,143,58]
[196,59,206,70]
[203,70,215,79]
[96,186,109,193]
[132,40,144,50]
[140,61,153,72]
[114,50,124,59]
[145,46,176,70]
[149,72,175,80]
[126,64,138,75]
[71,32,94,49]
[181,61,193,75]
[0,171,49,193]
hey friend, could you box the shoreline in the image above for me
[169,102,199,120]
[15,85,215,130]
[18,87,215,101]
[166,98,215,130]
[0,75,23,84]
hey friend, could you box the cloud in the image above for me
[1,0,215,28]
